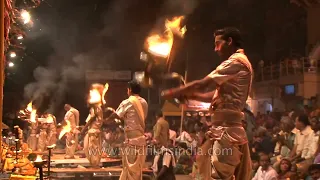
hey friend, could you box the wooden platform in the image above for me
[49,154,121,168]
[46,167,153,180]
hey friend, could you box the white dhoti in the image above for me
[84,129,102,168]
[120,136,146,180]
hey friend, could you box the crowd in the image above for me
[140,105,320,180]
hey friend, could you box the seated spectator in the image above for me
[252,153,278,180]
[308,164,320,180]
[252,127,275,157]
[277,158,296,179]
[289,114,313,163]
[310,115,320,164]
[271,117,297,167]
[251,155,260,178]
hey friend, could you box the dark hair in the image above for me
[258,152,270,162]
[279,158,292,172]
[155,111,163,118]
[214,27,242,48]
[128,80,141,94]
[297,114,310,126]
[308,164,320,172]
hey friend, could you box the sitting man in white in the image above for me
[252,153,278,180]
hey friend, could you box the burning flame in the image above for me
[59,120,71,139]
[34,155,43,162]
[21,10,31,24]
[88,89,102,104]
[19,110,26,115]
[102,83,109,104]
[30,109,37,123]
[165,16,186,38]
[146,16,186,58]
[26,102,32,112]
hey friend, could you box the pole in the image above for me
[48,148,51,177]
[179,52,188,135]
[39,166,43,180]
[0,0,5,149]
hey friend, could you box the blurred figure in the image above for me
[153,111,170,147]
[308,164,320,180]
[289,114,313,163]
[277,158,296,179]
[64,104,80,159]
[151,142,176,180]
[252,153,278,180]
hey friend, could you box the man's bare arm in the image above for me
[187,90,215,103]
[161,76,215,99]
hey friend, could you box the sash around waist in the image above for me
[211,110,244,127]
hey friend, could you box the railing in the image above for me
[255,58,320,81]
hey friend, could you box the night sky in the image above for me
[3,0,307,125]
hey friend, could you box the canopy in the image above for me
[161,100,210,117]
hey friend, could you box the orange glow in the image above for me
[34,155,43,162]
[30,109,37,123]
[58,120,71,139]
[146,16,186,58]
[26,102,32,112]
[102,83,109,104]
[88,89,102,104]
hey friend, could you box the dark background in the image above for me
[3,0,307,128]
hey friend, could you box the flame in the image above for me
[88,89,102,104]
[46,115,54,123]
[146,16,186,58]
[165,16,186,38]
[19,110,26,115]
[30,109,37,123]
[147,34,173,58]
[26,102,32,112]
[34,155,43,162]
[58,120,71,139]
[102,83,109,104]
[21,10,31,24]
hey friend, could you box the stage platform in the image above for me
[48,154,121,168]
[46,167,154,180]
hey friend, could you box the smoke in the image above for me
[164,0,198,16]
[23,0,199,113]
[24,54,86,113]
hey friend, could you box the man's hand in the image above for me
[161,88,179,99]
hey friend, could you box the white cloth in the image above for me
[176,131,192,143]
[116,95,148,133]
[252,166,278,180]
[304,130,320,159]
[169,130,177,140]
[151,146,176,173]
[65,108,80,128]
[294,126,313,158]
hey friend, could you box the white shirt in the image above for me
[64,108,80,128]
[304,130,320,159]
[176,131,192,143]
[151,146,176,173]
[252,166,278,180]
[116,95,148,133]
[169,130,177,140]
[294,126,313,157]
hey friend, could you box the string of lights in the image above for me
[4,0,42,69]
